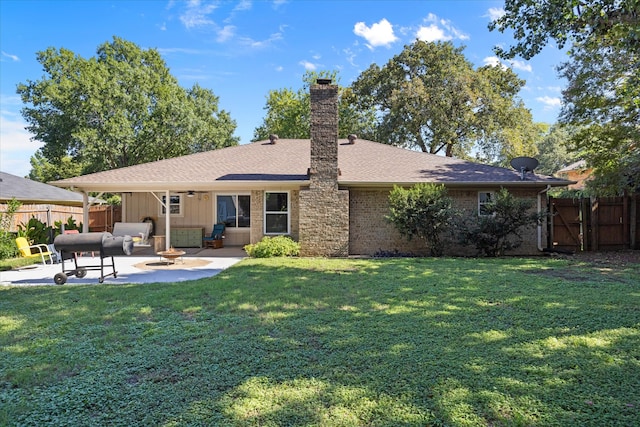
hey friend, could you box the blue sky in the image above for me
[0,0,566,178]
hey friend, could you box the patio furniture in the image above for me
[112,222,152,246]
[203,224,225,248]
[15,237,54,265]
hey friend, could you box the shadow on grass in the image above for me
[1,257,639,426]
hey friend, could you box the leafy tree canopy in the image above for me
[492,1,639,194]
[253,70,378,141]
[350,40,537,160]
[489,0,640,60]
[18,36,239,178]
[534,124,580,176]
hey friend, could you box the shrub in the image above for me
[244,236,300,258]
[456,188,543,257]
[18,217,53,245]
[387,183,455,256]
[0,198,21,260]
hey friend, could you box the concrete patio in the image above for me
[0,246,247,287]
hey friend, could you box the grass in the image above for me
[1,256,639,426]
[0,256,40,271]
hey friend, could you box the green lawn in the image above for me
[1,257,639,426]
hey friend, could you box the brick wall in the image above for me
[349,187,546,256]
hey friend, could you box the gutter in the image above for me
[538,185,551,251]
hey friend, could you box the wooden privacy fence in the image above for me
[0,204,121,233]
[0,204,84,232]
[88,205,122,232]
[549,194,639,252]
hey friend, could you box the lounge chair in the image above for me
[15,237,54,265]
[203,224,225,248]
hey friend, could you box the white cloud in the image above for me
[179,0,219,29]
[275,65,283,72]
[1,51,20,62]
[483,56,508,70]
[486,7,505,21]
[299,60,317,71]
[416,13,468,42]
[0,107,40,177]
[353,18,398,49]
[217,25,236,42]
[509,59,532,72]
[234,0,252,12]
[536,96,562,109]
[416,24,450,42]
[241,30,284,49]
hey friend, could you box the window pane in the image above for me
[266,214,288,233]
[238,195,251,228]
[266,192,288,212]
[217,195,237,228]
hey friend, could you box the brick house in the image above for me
[51,81,571,256]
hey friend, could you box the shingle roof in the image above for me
[50,139,570,190]
[1,171,87,205]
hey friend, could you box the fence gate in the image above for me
[549,195,637,252]
[549,197,588,252]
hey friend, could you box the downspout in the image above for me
[538,185,551,251]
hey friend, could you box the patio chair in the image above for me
[203,224,225,249]
[15,237,54,265]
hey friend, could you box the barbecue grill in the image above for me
[53,232,134,284]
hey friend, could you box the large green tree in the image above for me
[18,37,238,177]
[489,0,640,60]
[349,40,537,160]
[253,71,377,141]
[491,0,639,194]
[558,40,639,193]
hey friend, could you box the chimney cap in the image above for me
[347,134,357,144]
[316,78,332,85]
[268,134,279,144]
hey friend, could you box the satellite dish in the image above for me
[510,157,539,180]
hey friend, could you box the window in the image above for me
[265,192,289,234]
[160,194,182,216]
[478,191,494,216]
[217,195,250,228]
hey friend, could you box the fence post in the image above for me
[590,197,599,251]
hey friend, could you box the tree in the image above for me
[253,71,377,141]
[18,37,238,176]
[558,40,640,194]
[489,0,640,60]
[28,151,84,183]
[387,183,455,256]
[490,0,640,194]
[349,40,535,159]
[534,124,579,176]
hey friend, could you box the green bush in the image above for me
[387,183,455,256]
[18,217,53,245]
[244,236,300,258]
[0,198,21,260]
[456,188,544,257]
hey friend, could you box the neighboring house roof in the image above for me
[557,160,588,173]
[0,171,90,206]
[50,139,572,192]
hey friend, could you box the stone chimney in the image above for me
[309,79,339,189]
[298,79,349,256]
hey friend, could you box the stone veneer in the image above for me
[298,82,349,256]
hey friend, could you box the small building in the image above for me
[556,160,592,190]
[51,81,571,256]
